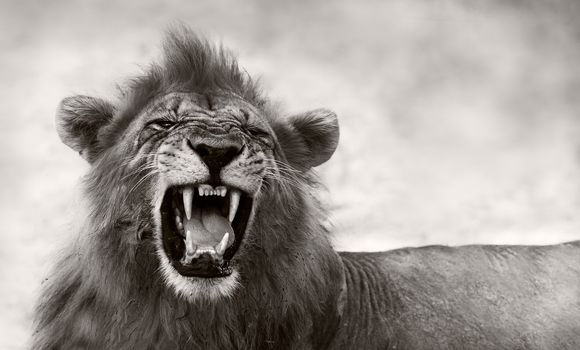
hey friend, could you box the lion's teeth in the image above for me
[198,184,213,197]
[196,184,228,197]
[175,214,183,235]
[229,189,241,222]
[184,230,197,258]
[216,186,227,197]
[215,232,229,256]
[182,187,193,220]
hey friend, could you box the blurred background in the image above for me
[1,0,579,348]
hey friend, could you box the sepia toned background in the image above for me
[1,0,579,348]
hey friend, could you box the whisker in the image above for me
[125,169,160,199]
[116,152,158,168]
[262,168,306,197]
[120,163,158,181]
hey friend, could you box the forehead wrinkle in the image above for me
[109,91,271,153]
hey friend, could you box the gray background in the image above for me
[1,0,579,348]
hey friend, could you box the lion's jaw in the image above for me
[152,180,257,301]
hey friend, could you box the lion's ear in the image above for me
[274,108,339,170]
[56,95,115,163]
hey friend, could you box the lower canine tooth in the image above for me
[184,230,197,258]
[215,232,230,256]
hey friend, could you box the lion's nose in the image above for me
[187,139,243,173]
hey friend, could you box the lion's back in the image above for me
[336,241,580,350]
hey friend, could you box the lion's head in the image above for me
[54,29,340,302]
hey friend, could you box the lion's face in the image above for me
[56,85,338,302]
[135,92,277,298]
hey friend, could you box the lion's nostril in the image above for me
[194,143,212,159]
[223,145,242,160]
[189,140,242,174]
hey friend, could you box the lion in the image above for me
[33,27,580,350]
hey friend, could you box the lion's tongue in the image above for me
[184,207,233,246]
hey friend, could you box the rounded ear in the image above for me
[56,95,115,163]
[273,108,339,170]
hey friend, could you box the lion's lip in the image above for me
[159,184,252,278]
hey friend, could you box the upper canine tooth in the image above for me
[182,187,193,220]
[215,232,230,256]
[229,189,241,223]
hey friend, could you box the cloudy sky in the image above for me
[1,0,579,348]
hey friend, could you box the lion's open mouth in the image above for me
[159,184,252,278]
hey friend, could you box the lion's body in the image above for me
[34,28,580,350]
[335,242,580,349]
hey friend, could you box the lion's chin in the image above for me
[158,250,241,300]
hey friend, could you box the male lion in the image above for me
[34,28,580,350]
